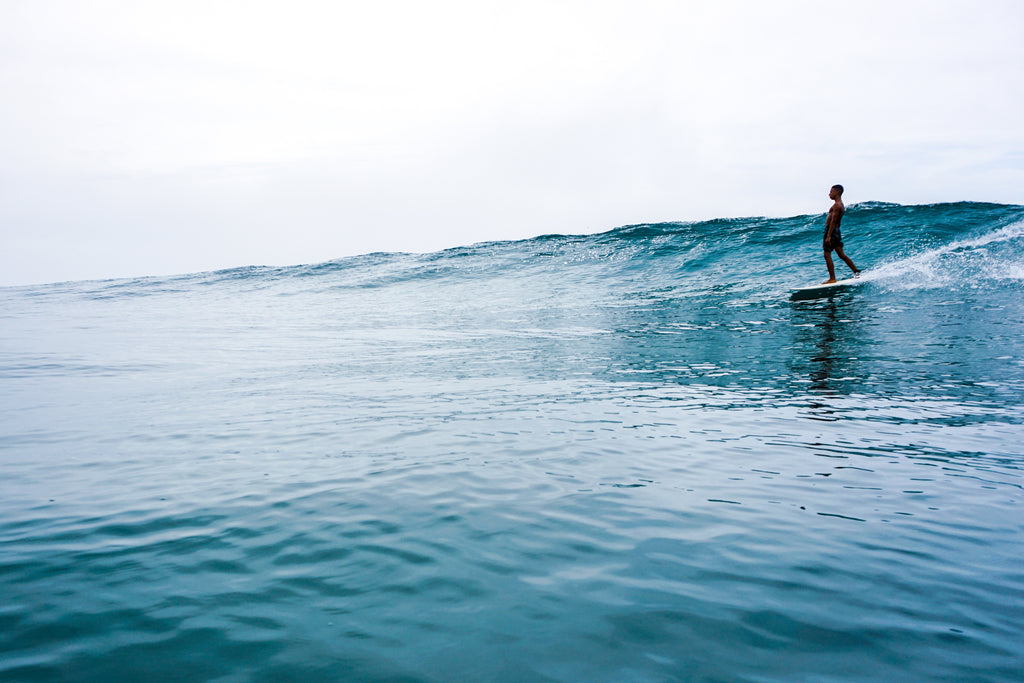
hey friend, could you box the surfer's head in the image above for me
[830,184,844,198]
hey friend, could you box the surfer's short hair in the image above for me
[831,184,844,195]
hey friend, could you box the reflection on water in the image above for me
[788,293,870,423]
[807,298,841,393]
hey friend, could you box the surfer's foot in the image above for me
[853,270,862,278]
[822,278,837,284]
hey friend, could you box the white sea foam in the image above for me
[869,220,1024,290]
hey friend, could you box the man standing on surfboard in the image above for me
[823,184,861,283]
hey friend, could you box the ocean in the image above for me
[1,201,1023,682]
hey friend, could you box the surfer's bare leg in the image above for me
[834,246,859,275]
[823,249,838,283]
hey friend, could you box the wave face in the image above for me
[2,202,1024,681]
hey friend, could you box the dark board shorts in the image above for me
[823,227,843,251]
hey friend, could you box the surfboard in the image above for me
[790,276,864,301]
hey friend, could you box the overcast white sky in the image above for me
[2,0,1022,285]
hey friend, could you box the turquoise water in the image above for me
[2,202,1023,681]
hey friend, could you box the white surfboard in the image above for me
[790,275,865,300]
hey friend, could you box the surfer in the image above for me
[822,184,860,283]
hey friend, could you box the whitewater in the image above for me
[1,201,1023,681]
